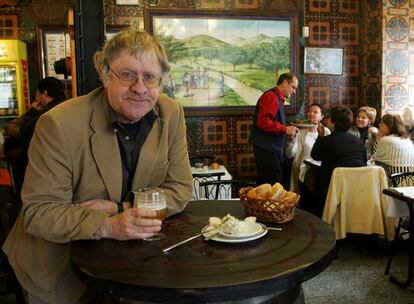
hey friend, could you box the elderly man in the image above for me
[3,28,192,303]
[249,73,299,185]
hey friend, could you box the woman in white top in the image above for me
[286,103,330,193]
[374,114,414,175]
[349,106,378,155]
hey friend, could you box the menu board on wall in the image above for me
[41,29,71,80]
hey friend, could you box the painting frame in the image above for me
[145,8,299,116]
[304,47,343,75]
[37,26,71,80]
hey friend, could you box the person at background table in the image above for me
[286,103,330,211]
[373,114,414,176]
[349,106,378,157]
[249,73,299,185]
[3,28,192,304]
[3,77,66,198]
[310,106,366,217]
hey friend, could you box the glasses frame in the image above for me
[108,65,162,89]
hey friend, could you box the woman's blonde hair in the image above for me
[356,106,377,125]
[93,27,170,82]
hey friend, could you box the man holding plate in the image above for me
[249,73,299,185]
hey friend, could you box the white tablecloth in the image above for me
[386,186,414,218]
[191,165,232,200]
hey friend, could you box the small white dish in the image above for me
[219,221,263,238]
[202,224,268,243]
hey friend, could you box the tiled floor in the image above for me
[303,235,414,304]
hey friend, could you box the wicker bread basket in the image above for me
[239,187,300,223]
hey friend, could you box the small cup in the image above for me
[194,162,204,169]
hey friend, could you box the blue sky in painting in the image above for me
[154,17,290,43]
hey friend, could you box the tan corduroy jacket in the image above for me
[3,87,192,304]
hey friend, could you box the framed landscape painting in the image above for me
[145,9,298,115]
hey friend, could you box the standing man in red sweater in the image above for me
[249,73,299,185]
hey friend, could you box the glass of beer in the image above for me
[135,188,167,241]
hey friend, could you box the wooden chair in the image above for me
[192,172,225,200]
[384,171,414,288]
[199,180,256,200]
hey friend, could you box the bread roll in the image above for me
[271,182,284,200]
[255,183,272,199]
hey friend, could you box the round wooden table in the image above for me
[70,200,336,303]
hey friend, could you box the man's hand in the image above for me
[30,101,43,111]
[286,125,299,136]
[95,208,162,240]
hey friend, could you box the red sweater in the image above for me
[256,87,287,134]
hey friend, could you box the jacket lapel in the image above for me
[90,93,123,202]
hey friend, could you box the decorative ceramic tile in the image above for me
[339,22,359,45]
[237,153,256,178]
[200,0,225,9]
[235,0,258,9]
[339,0,359,14]
[203,120,227,145]
[386,50,408,75]
[343,54,359,77]
[308,87,330,109]
[367,51,381,76]
[385,84,407,109]
[308,21,331,45]
[0,15,18,39]
[309,0,330,13]
[236,120,252,144]
[339,86,359,108]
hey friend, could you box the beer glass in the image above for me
[135,188,166,240]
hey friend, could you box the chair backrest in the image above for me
[376,161,414,185]
[192,171,225,200]
[389,171,414,187]
[323,166,394,240]
[188,155,215,167]
[199,180,256,200]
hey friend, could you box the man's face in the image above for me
[103,51,162,123]
[279,77,298,99]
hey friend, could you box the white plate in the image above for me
[219,221,263,238]
[202,224,268,243]
[291,122,317,128]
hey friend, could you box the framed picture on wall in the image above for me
[145,8,299,116]
[304,47,343,75]
[38,27,71,80]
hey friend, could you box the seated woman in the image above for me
[286,103,330,195]
[310,106,367,217]
[349,106,378,155]
[374,114,414,176]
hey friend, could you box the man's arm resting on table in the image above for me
[94,208,162,240]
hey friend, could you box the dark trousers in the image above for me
[253,145,283,185]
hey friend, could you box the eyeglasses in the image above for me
[108,66,162,89]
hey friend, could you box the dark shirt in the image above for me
[311,131,367,191]
[111,110,157,201]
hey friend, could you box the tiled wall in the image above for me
[3,0,412,179]
[382,0,413,116]
[304,0,363,113]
